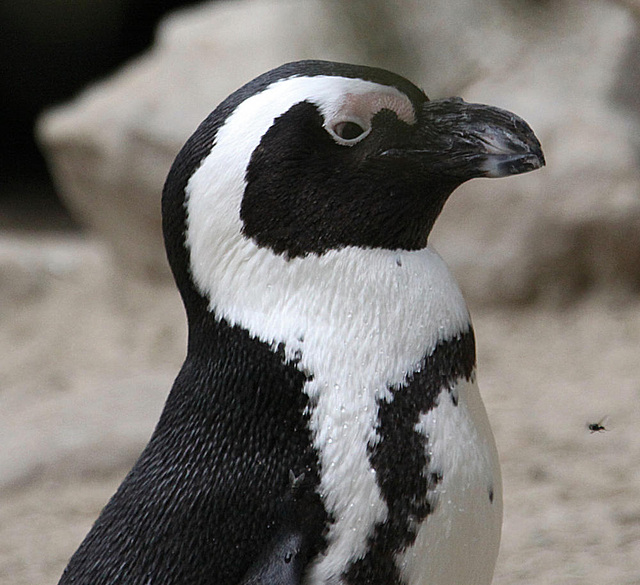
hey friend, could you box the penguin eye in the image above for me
[335,121,366,140]
[329,120,370,144]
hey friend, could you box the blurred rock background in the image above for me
[2,1,640,584]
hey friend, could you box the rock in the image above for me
[37,0,640,304]
[0,372,168,492]
[0,235,184,492]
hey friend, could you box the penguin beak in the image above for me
[381,97,545,180]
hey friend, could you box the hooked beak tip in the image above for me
[472,119,545,178]
[480,144,545,178]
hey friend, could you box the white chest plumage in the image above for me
[398,375,502,585]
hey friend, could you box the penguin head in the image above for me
[162,60,544,317]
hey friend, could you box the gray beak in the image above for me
[383,97,545,180]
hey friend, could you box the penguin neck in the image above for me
[184,240,472,382]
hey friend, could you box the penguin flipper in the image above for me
[239,472,326,585]
[238,529,307,585]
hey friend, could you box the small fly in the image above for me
[587,416,609,434]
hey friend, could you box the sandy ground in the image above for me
[1,233,639,585]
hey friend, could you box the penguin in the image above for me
[57,60,544,585]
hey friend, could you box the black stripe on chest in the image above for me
[345,328,476,585]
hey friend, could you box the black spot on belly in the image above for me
[344,329,475,585]
[489,486,494,504]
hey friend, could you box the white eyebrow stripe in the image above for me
[332,90,416,126]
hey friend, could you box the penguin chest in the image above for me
[196,244,500,583]
[397,375,503,585]
[305,362,502,585]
